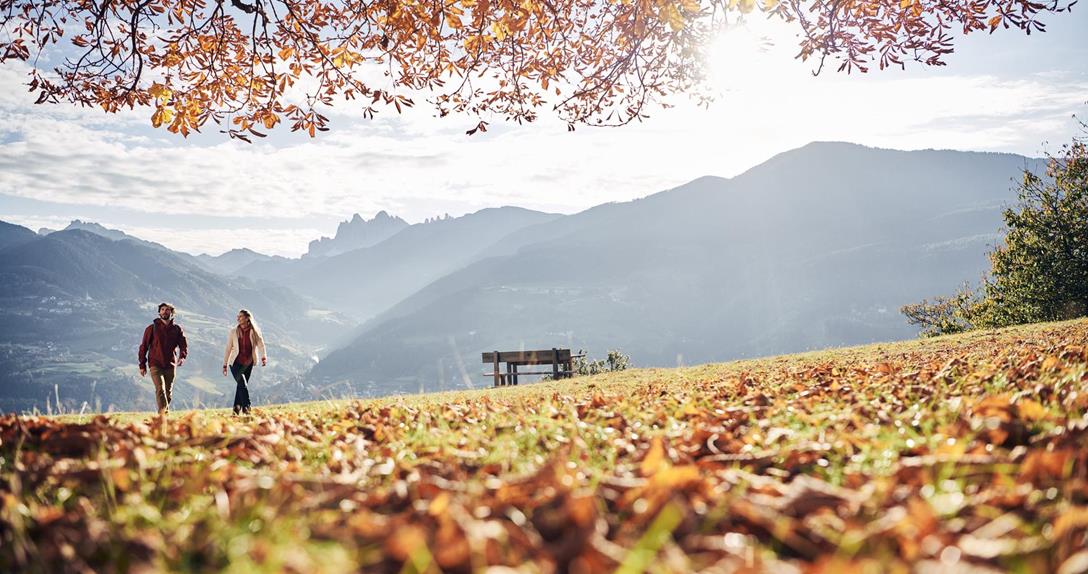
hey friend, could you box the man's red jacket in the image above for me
[138,318,188,370]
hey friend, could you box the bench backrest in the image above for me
[482,349,572,365]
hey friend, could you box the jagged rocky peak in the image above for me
[306,211,409,258]
[62,220,131,241]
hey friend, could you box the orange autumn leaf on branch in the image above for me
[0,0,1073,140]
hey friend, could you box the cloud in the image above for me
[0,14,1085,256]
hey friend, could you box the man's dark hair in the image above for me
[158,302,175,312]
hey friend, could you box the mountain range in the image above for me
[0,142,1045,411]
[281,207,560,321]
[0,228,353,412]
[195,248,287,275]
[305,143,1043,396]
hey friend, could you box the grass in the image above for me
[3,319,1088,572]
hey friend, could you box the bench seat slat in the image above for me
[482,349,572,363]
[483,371,574,377]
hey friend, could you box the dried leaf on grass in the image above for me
[2,320,1088,572]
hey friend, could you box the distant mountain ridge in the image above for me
[305,211,409,258]
[41,221,287,277]
[0,220,38,251]
[305,142,1044,398]
[61,219,132,241]
[283,207,561,321]
[195,248,286,275]
[39,219,208,266]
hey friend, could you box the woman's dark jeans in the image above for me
[230,362,254,414]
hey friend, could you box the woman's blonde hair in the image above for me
[238,308,263,343]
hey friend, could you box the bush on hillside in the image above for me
[903,137,1088,336]
[901,283,981,337]
[572,349,631,376]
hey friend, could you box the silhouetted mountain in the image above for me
[305,211,409,258]
[234,211,411,283]
[196,248,286,275]
[0,221,37,251]
[63,220,132,241]
[0,229,353,413]
[309,143,1044,396]
[51,219,208,267]
[283,207,561,321]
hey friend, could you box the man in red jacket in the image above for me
[138,302,188,413]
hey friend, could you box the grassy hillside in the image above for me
[2,319,1087,572]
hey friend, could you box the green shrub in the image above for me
[903,138,1088,336]
[573,349,631,376]
[901,283,981,337]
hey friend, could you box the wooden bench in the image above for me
[482,348,577,387]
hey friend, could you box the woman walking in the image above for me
[222,309,267,414]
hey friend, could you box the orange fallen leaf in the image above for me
[641,437,668,476]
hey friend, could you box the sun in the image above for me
[705,18,798,96]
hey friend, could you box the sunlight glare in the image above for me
[706,19,796,96]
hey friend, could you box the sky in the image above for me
[0,10,1085,257]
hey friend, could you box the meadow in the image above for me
[2,319,1087,573]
